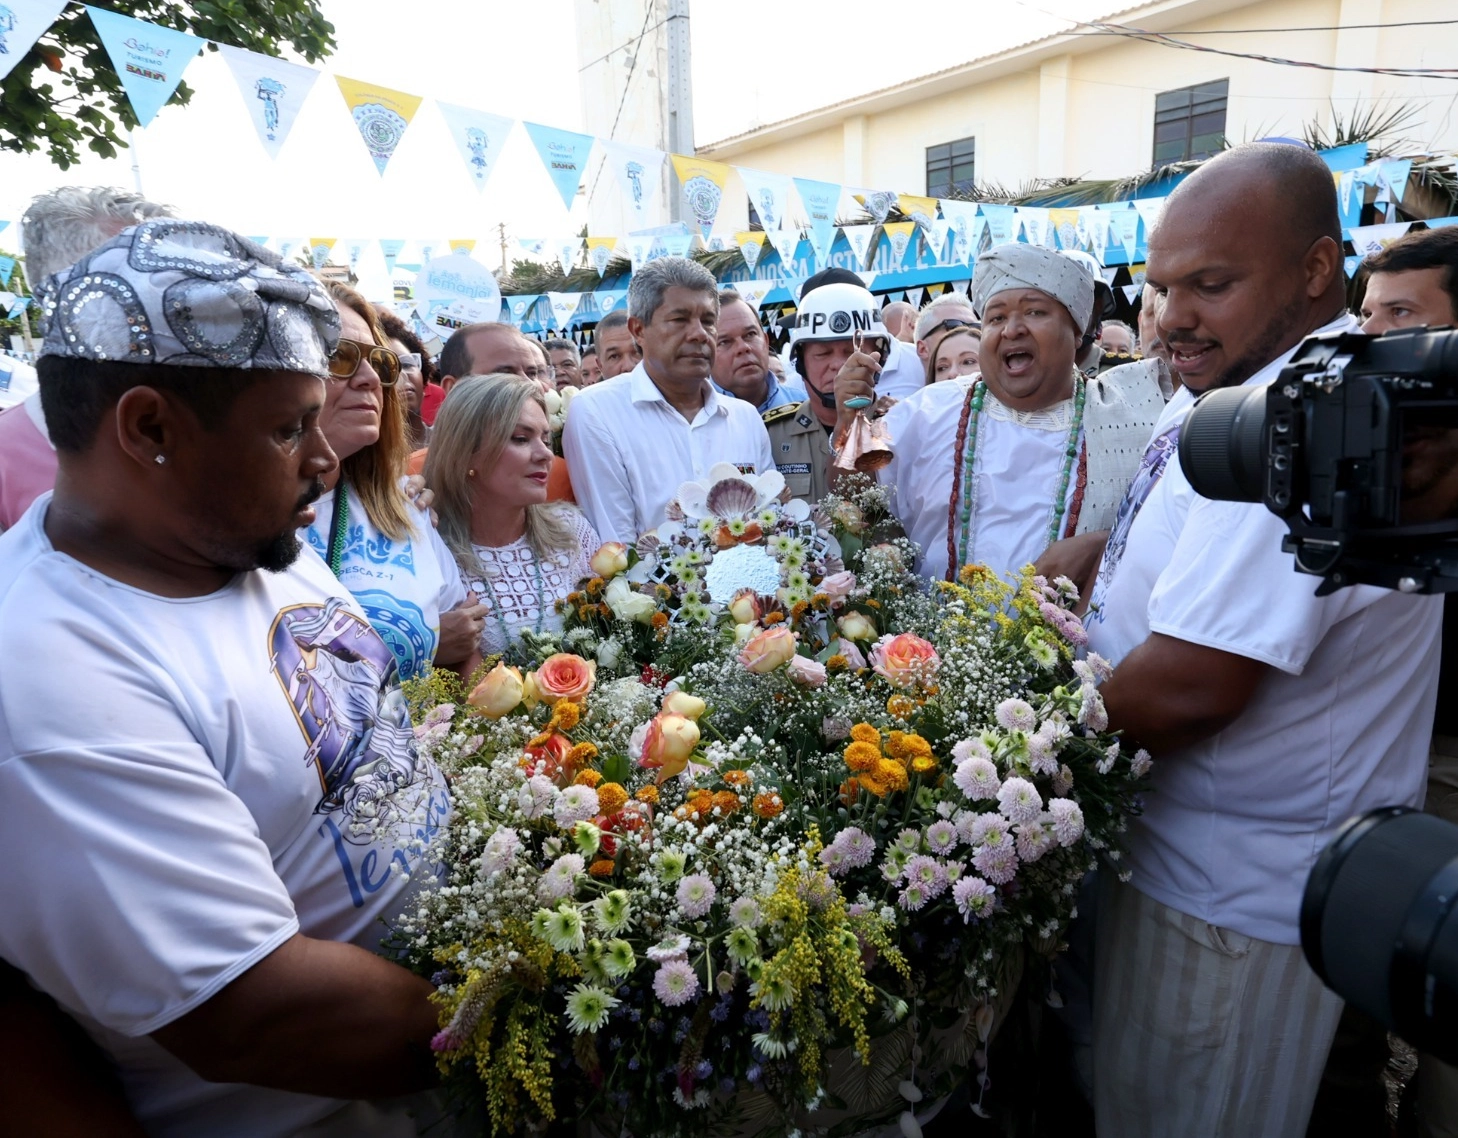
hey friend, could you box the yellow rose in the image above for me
[728,589,761,626]
[837,611,877,642]
[589,542,630,580]
[639,713,701,782]
[738,625,798,674]
[466,661,524,719]
[661,690,707,721]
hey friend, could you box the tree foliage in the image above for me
[0,1,334,169]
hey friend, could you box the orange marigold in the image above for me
[552,699,581,730]
[654,583,673,600]
[886,731,911,761]
[722,769,751,787]
[876,757,910,793]
[651,611,670,630]
[826,654,849,673]
[886,694,917,719]
[790,601,809,621]
[910,756,938,774]
[711,790,740,816]
[597,782,629,814]
[904,735,934,761]
[635,785,660,804]
[864,598,882,609]
[574,769,604,787]
[527,732,552,751]
[844,741,881,772]
[810,593,830,607]
[763,612,785,625]
[752,791,784,818]
[859,770,888,798]
[588,858,616,877]
[585,577,606,597]
[850,723,881,745]
[567,742,598,766]
[838,778,861,805]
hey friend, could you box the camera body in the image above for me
[1180,326,1458,594]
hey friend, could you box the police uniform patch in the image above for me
[796,413,813,428]
[776,463,811,474]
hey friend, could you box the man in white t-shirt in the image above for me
[0,220,450,1137]
[1085,144,1443,1137]
[563,257,775,543]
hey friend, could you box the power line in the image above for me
[1074,18,1458,36]
[586,0,660,207]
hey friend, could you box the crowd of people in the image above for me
[0,142,1455,1137]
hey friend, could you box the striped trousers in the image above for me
[1092,875,1344,1137]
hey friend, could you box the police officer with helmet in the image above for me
[763,280,894,504]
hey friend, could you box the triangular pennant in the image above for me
[1100,267,1118,285]
[1015,206,1051,248]
[854,270,878,289]
[335,75,422,175]
[733,280,775,310]
[622,233,656,273]
[793,177,842,264]
[1379,159,1413,203]
[595,289,629,317]
[1132,198,1166,245]
[342,238,370,272]
[1349,221,1413,257]
[1079,206,1110,264]
[218,44,319,159]
[524,122,596,210]
[855,190,898,226]
[979,205,1018,248]
[1343,256,1361,279]
[660,229,694,259]
[897,193,939,237]
[517,237,548,259]
[553,237,582,274]
[378,238,406,276]
[436,102,514,193]
[939,200,982,263]
[449,239,477,257]
[307,237,336,269]
[764,226,802,268]
[906,286,925,308]
[0,0,67,82]
[585,237,619,277]
[926,218,954,263]
[1108,206,1140,261]
[735,231,767,272]
[601,141,667,231]
[882,221,918,266]
[506,294,541,327]
[1121,283,1141,303]
[840,224,876,266]
[417,239,442,264]
[0,257,13,287]
[546,291,584,329]
[6,297,30,320]
[276,237,304,265]
[671,154,732,237]
[705,234,728,252]
[738,167,792,232]
[1048,207,1080,250]
[87,7,204,127]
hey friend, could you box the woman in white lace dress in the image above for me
[424,374,600,662]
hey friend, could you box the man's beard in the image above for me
[249,477,326,574]
[1211,294,1307,390]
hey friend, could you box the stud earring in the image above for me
[468,468,476,477]
[154,454,166,465]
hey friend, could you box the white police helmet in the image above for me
[787,282,889,377]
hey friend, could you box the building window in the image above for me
[926,137,975,198]
[1153,79,1228,165]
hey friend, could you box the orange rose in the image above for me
[533,653,597,702]
[870,633,941,690]
[737,625,798,674]
[524,731,573,780]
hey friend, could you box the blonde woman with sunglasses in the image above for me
[298,282,487,679]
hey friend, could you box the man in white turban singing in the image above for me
[834,242,1166,587]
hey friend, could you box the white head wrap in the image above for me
[970,243,1094,331]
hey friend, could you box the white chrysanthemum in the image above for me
[536,903,586,952]
[646,934,692,962]
[925,820,957,854]
[654,960,699,1007]
[1015,820,1054,863]
[965,812,1009,848]
[592,889,633,934]
[729,897,762,928]
[997,777,1043,825]
[537,853,585,902]
[517,774,558,820]
[478,829,521,877]
[1049,798,1085,846]
[555,784,600,827]
[952,737,993,764]
[995,698,1037,733]
[565,983,619,1034]
[954,757,1001,800]
[676,874,717,918]
[1079,686,1109,732]
[1087,652,1115,682]
[1027,729,1060,776]
[1131,748,1153,778]
[953,875,997,921]
[972,841,1020,885]
[1052,764,1075,796]
[840,827,876,868]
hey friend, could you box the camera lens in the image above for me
[1302,807,1458,1063]
[1179,386,1270,502]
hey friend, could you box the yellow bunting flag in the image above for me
[882,221,918,265]
[1048,208,1081,250]
[335,75,423,176]
[671,154,733,236]
[896,193,939,234]
[307,237,337,270]
[449,239,477,256]
[585,237,620,276]
[734,231,768,272]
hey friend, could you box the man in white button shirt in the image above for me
[1086,143,1443,1137]
[563,257,775,543]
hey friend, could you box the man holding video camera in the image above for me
[1084,143,1444,1137]
[1358,225,1458,1138]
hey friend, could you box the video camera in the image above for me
[1180,326,1458,594]
[1177,325,1458,1059]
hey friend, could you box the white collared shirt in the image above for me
[1086,313,1442,944]
[562,361,776,543]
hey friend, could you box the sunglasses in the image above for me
[329,338,399,387]
[396,351,423,371]
[927,317,980,338]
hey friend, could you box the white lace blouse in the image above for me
[463,508,601,658]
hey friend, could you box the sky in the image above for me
[0,0,1110,292]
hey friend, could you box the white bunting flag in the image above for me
[622,233,656,274]
[1122,284,1141,303]
[926,219,954,263]
[1015,206,1051,248]
[1107,206,1140,262]
[437,102,514,193]
[1349,222,1414,257]
[517,237,548,259]
[1132,198,1166,244]
[218,44,319,159]
[547,291,584,329]
[0,0,68,82]
[840,224,876,266]
[857,190,898,226]
[660,228,694,259]
[764,226,802,269]
[738,167,793,233]
[341,238,370,272]
[553,237,582,275]
[939,200,982,263]
[733,279,775,310]
[601,140,667,231]
[1078,206,1110,264]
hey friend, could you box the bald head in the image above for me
[438,322,542,392]
[882,300,916,341]
[1146,143,1346,392]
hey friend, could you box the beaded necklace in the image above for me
[325,487,351,577]
[479,540,547,653]
[944,373,1086,582]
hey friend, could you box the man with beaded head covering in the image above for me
[0,219,451,1135]
[834,240,1164,588]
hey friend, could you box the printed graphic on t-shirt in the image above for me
[352,589,431,680]
[1087,422,1182,625]
[269,597,445,905]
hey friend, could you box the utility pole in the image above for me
[497,222,509,272]
[664,0,694,225]
[127,128,144,195]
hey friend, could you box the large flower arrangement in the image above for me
[393,473,1150,1137]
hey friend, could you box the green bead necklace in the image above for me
[325,487,351,577]
[947,373,1086,580]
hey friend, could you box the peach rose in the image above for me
[589,542,630,580]
[728,589,762,626]
[638,713,701,782]
[786,655,828,688]
[819,571,857,603]
[661,690,707,721]
[738,625,798,674]
[467,661,524,719]
[534,653,597,702]
[870,632,940,690]
[837,611,877,642]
